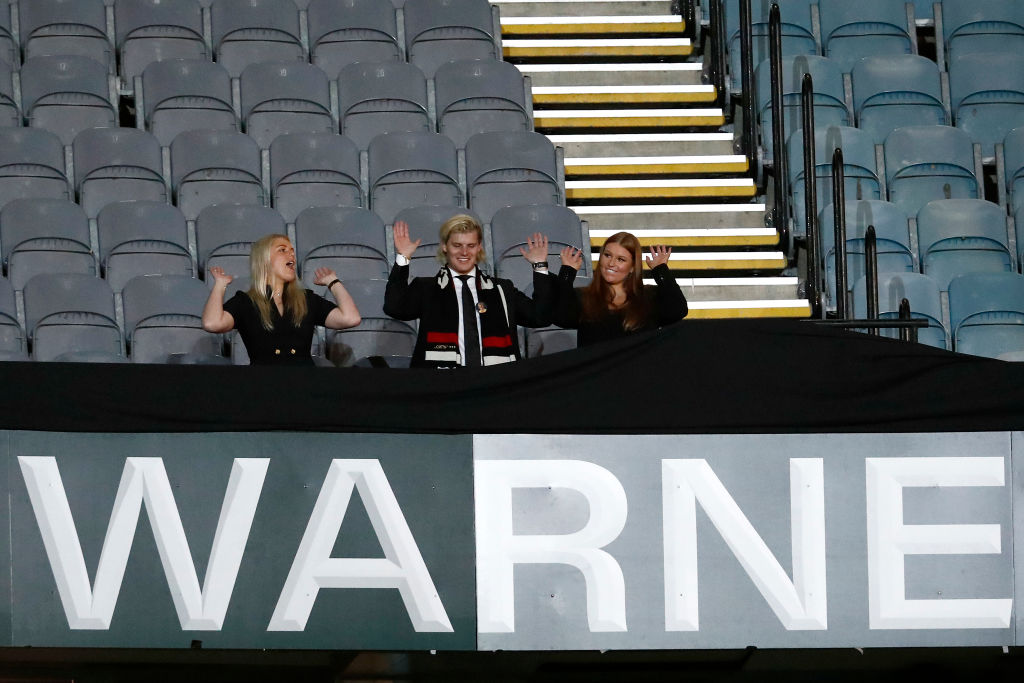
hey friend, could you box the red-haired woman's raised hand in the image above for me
[560,245,583,270]
[644,245,672,269]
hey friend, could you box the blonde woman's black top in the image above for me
[223,290,336,365]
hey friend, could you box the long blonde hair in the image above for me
[435,214,486,264]
[247,234,307,330]
[581,232,650,331]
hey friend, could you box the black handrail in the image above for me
[831,148,848,319]
[800,73,820,317]
[768,4,789,247]
[864,225,878,334]
[708,0,726,109]
[739,0,755,159]
[898,299,919,343]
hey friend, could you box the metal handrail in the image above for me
[768,4,789,247]
[864,225,878,334]
[898,299,919,343]
[739,0,755,159]
[707,0,726,109]
[832,148,848,319]
[800,73,820,318]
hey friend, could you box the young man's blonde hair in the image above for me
[435,214,486,264]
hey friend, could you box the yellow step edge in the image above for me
[536,114,725,128]
[504,45,692,57]
[565,160,749,175]
[568,185,756,199]
[686,305,811,319]
[534,91,717,104]
[501,21,685,34]
[591,257,788,270]
[590,234,779,247]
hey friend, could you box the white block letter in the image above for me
[269,459,451,632]
[19,456,269,630]
[475,459,628,633]
[662,459,827,631]
[866,456,1011,629]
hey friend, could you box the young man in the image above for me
[384,214,554,367]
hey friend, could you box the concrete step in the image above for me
[518,62,706,87]
[535,106,723,130]
[685,299,811,319]
[589,226,777,247]
[532,83,716,105]
[566,177,756,200]
[492,0,676,19]
[564,153,748,176]
[503,37,692,59]
[593,251,787,271]
[501,14,685,35]
[574,203,769,231]
[548,132,737,157]
[649,276,799,302]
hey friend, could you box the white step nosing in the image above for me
[574,203,766,214]
[504,38,690,46]
[536,108,722,118]
[654,277,799,287]
[687,299,809,309]
[534,85,715,94]
[548,133,734,142]
[502,15,680,23]
[517,62,702,72]
[589,252,784,262]
[566,154,747,165]
[567,178,754,188]
[590,228,776,237]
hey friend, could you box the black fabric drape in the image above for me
[2,319,1022,434]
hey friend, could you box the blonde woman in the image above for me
[202,234,361,364]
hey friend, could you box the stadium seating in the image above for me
[403,0,499,77]
[434,59,532,149]
[72,127,168,219]
[0,275,22,355]
[239,61,334,149]
[0,128,71,210]
[196,204,286,283]
[307,0,401,78]
[115,0,207,81]
[817,0,914,73]
[851,55,947,146]
[883,125,979,217]
[940,0,1024,65]
[367,132,461,223]
[122,274,223,363]
[391,204,481,278]
[948,271,1024,359]
[210,0,304,78]
[23,273,121,361]
[324,277,415,366]
[170,130,264,220]
[269,132,363,223]
[20,0,113,71]
[0,1,14,67]
[21,56,117,145]
[0,58,16,127]
[294,206,389,286]
[490,204,589,291]
[1003,126,1024,216]
[726,0,818,94]
[337,61,430,150]
[97,200,192,293]
[916,199,1013,292]
[0,198,96,290]
[948,51,1024,161]
[465,131,561,223]
[852,271,948,349]
[140,59,238,146]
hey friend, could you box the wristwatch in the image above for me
[531,261,549,271]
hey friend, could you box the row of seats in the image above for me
[0,126,563,224]
[0,0,500,79]
[0,198,588,294]
[0,56,532,149]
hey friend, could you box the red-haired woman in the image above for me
[554,231,687,347]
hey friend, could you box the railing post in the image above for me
[801,73,820,317]
[714,0,727,108]
[898,298,916,343]
[864,225,878,334]
[768,4,789,249]
[739,0,755,159]
[832,148,847,319]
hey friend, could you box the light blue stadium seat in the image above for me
[239,61,334,149]
[307,0,400,79]
[1,198,96,290]
[23,272,121,361]
[1003,126,1024,216]
[72,127,168,219]
[115,0,207,81]
[817,0,914,74]
[391,204,481,278]
[853,271,949,349]
[883,125,979,217]
[170,130,264,220]
[949,51,1024,160]
[788,125,881,238]
[20,0,113,71]
[196,204,285,285]
[269,132,363,222]
[210,0,304,78]
[818,199,913,307]
[337,61,430,150]
[465,131,561,223]
[403,0,499,78]
[0,128,70,211]
[851,55,946,146]
[367,132,461,224]
[916,199,1012,292]
[949,271,1024,359]
[756,55,849,161]
[141,59,238,146]
[326,277,415,366]
[941,0,1024,65]
[726,0,818,95]
[20,56,116,145]
[122,274,223,363]
[97,200,192,293]
[491,204,589,291]
[294,206,388,286]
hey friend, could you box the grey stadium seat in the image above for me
[326,277,415,365]
[1,198,96,290]
[392,204,481,278]
[435,59,531,149]
[852,271,949,350]
[403,0,499,77]
[307,0,401,79]
[490,204,588,291]
[916,199,1013,292]
[337,61,430,150]
[367,132,461,224]
[97,200,192,293]
[240,61,334,149]
[0,0,14,67]
[851,55,947,146]
[20,0,113,71]
[23,272,121,361]
[141,59,238,146]
[115,0,208,82]
[122,274,223,363]
[210,0,304,78]
[295,206,387,288]
[270,132,363,222]
[524,275,589,358]
[949,272,1024,359]
[20,56,117,145]
[72,127,168,219]
[884,125,979,218]
[170,130,264,220]
[0,275,23,354]
[195,204,285,283]
[465,131,561,223]
[0,128,71,211]
[0,58,17,127]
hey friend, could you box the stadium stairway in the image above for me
[494,0,810,318]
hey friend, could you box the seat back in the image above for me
[23,272,120,361]
[307,0,400,78]
[916,199,1012,291]
[20,56,116,144]
[142,58,237,146]
[942,0,1024,62]
[393,204,481,277]
[883,125,979,217]
[115,0,207,80]
[949,51,1024,159]
[367,132,460,223]
[270,132,363,222]
[757,55,849,159]
[196,204,286,280]
[295,206,388,285]
[851,55,946,145]
[1,198,95,290]
[817,0,913,73]
[852,271,949,349]
[465,131,561,222]
[726,0,817,93]
[240,61,334,149]
[403,0,498,77]
[0,128,71,210]
[20,0,112,69]
[0,275,23,353]
[97,200,192,292]
[491,204,588,290]
[337,61,429,149]
[949,271,1024,358]
[171,130,264,220]
[0,58,17,127]
[325,277,415,364]
[72,127,167,218]
[122,273,222,363]
[210,0,304,77]
[435,59,530,148]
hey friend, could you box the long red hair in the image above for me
[580,232,651,331]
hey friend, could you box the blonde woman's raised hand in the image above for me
[393,220,421,260]
[209,265,233,287]
[519,232,549,264]
[645,245,672,269]
[312,267,339,286]
[560,245,584,270]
